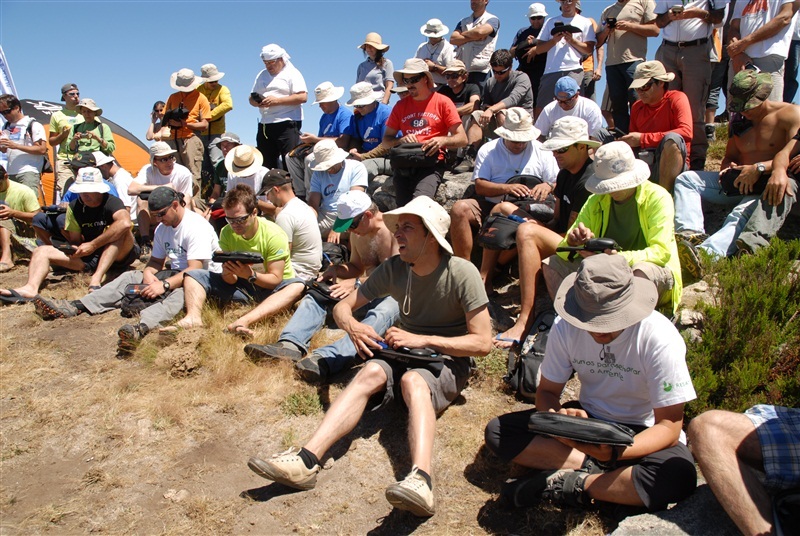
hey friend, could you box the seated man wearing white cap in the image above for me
[130,141,195,252]
[250,44,308,170]
[485,254,697,514]
[177,184,305,330]
[343,81,394,183]
[543,141,682,315]
[487,116,599,347]
[308,139,368,240]
[163,68,211,194]
[223,145,272,215]
[534,76,603,140]
[286,82,353,200]
[93,151,137,228]
[244,190,398,380]
[247,196,492,518]
[450,107,557,263]
[207,131,241,205]
[0,167,137,303]
[415,18,456,87]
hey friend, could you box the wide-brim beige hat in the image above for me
[347,82,378,106]
[225,145,264,178]
[310,139,349,171]
[555,254,657,332]
[170,68,203,92]
[383,196,453,255]
[494,108,541,142]
[200,63,225,82]
[629,60,675,89]
[393,58,434,87]
[585,141,650,194]
[541,116,602,151]
[359,32,390,52]
[77,98,103,115]
[420,18,450,38]
[313,81,345,105]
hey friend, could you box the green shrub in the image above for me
[685,239,800,419]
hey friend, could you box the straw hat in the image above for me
[225,145,264,178]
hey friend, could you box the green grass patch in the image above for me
[685,239,800,419]
[281,392,322,417]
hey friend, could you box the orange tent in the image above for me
[20,99,150,204]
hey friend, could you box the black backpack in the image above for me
[504,309,556,400]
[320,242,349,272]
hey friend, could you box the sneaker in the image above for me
[244,341,304,362]
[117,323,149,352]
[295,353,329,383]
[675,231,708,247]
[453,153,475,174]
[500,471,552,507]
[539,469,591,507]
[677,239,704,281]
[385,467,436,517]
[247,447,320,491]
[33,296,80,320]
[705,123,716,141]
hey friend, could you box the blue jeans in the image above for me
[606,60,642,133]
[185,269,303,304]
[673,171,796,257]
[280,293,400,374]
[784,40,800,104]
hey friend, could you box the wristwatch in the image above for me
[248,272,258,285]
[162,280,171,291]
[756,163,766,175]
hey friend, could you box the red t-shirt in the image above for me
[630,89,693,163]
[386,92,462,160]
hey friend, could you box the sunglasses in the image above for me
[636,79,657,92]
[151,206,171,219]
[556,94,578,104]
[402,73,425,85]
[154,155,176,163]
[492,67,511,75]
[444,72,463,79]
[263,59,280,66]
[353,104,369,109]
[553,145,574,154]
[351,212,365,229]
[0,108,11,115]
[225,213,252,225]
[66,92,80,97]
[530,16,545,20]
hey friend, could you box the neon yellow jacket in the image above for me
[556,180,682,313]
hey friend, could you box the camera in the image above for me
[250,92,264,104]
[606,17,617,28]
[162,106,189,124]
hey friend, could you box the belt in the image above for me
[664,37,709,48]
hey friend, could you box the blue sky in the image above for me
[1,0,646,150]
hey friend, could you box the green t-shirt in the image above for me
[67,120,115,158]
[219,217,294,279]
[0,180,40,212]
[361,254,489,338]
[49,109,84,160]
[607,194,646,252]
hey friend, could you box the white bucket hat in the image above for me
[200,63,225,82]
[170,68,203,92]
[77,98,103,115]
[347,82,378,106]
[91,151,114,167]
[225,145,264,178]
[527,3,548,17]
[420,18,450,38]
[585,141,651,194]
[149,141,177,162]
[71,167,110,194]
[310,139,349,171]
[541,116,602,151]
[359,32,390,52]
[393,58,434,87]
[313,82,345,105]
[333,190,373,232]
[494,108,541,142]
[383,196,453,255]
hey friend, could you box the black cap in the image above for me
[148,187,182,211]
[262,169,292,189]
[69,152,97,170]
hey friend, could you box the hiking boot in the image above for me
[385,466,436,517]
[33,296,80,320]
[677,239,704,281]
[247,447,320,491]
[295,353,329,383]
[705,123,716,141]
[244,341,304,362]
[675,231,708,247]
[539,469,591,507]
[453,153,475,174]
[117,323,149,352]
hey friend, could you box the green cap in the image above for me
[727,70,773,113]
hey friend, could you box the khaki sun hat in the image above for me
[584,141,651,194]
[420,18,450,38]
[310,139,349,171]
[225,145,264,178]
[359,32,390,52]
[313,82,345,105]
[170,68,203,92]
[200,63,225,82]
[393,58,434,87]
[77,98,103,115]
[629,60,675,89]
[443,59,467,73]
[541,116,601,151]
[149,141,177,162]
[383,196,453,255]
[347,82,378,106]
[554,254,658,332]
[494,108,541,142]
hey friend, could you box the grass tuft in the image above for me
[281,391,322,417]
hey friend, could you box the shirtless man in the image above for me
[244,191,400,383]
[673,70,800,278]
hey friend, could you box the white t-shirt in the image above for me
[251,63,308,124]
[415,39,456,86]
[110,167,137,222]
[136,162,194,200]
[152,209,221,273]
[275,196,323,280]
[655,0,729,42]
[2,116,46,175]
[542,312,697,437]
[540,14,597,74]
[733,0,795,58]
[227,167,269,197]
[310,159,368,216]
[535,97,604,139]
[473,138,559,203]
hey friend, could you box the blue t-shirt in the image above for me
[62,179,120,203]
[344,103,393,151]
[318,105,353,138]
